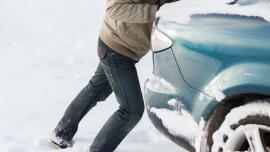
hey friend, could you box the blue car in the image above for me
[144,11,270,152]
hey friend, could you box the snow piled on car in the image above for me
[158,0,270,24]
[150,99,206,151]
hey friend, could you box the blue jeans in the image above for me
[54,38,145,152]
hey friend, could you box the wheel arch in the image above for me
[202,63,270,102]
[199,63,270,150]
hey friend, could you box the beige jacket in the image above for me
[100,0,158,61]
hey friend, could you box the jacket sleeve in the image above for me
[106,0,158,23]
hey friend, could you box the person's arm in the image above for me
[106,0,158,23]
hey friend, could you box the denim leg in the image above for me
[90,51,144,152]
[54,62,113,141]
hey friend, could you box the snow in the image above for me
[158,0,270,24]
[212,101,270,151]
[194,118,206,152]
[220,101,270,125]
[0,0,182,151]
[145,74,178,95]
[150,99,206,150]
[150,108,198,146]
[204,85,226,102]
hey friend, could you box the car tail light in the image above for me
[151,21,172,52]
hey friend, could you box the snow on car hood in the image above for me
[158,0,270,24]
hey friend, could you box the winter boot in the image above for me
[50,132,73,149]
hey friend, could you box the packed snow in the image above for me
[158,0,270,24]
[150,99,206,150]
[145,74,179,95]
[204,85,226,102]
[0,0,183,151]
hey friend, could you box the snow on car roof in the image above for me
[158,0,270,24]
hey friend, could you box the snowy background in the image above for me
[1,0,270,151]
[0,0,183,151]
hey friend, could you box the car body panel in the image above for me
[144,14,270,151]
[158,14,270,98]
[202,63,270,99]
[144,49,217,151]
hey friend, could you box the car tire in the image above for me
[211,100,270,152]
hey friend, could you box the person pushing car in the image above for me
[50,0,177,151]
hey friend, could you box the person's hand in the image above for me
[155,0,179,10]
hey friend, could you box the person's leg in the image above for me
[53,62,113,142]
[89,41,144,152]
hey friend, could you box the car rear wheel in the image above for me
[211,101,270,152]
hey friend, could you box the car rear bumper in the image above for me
[143,48,218,151]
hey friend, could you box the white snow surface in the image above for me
[150,107,199,145]
[145,74,178,95]
[158,0,270,24]
[0,0,184,151]
[150,99,205,150]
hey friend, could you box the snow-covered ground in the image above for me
[0,0,183,151]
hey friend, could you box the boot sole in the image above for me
[50,139,69,149]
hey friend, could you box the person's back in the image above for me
[100,0,157,61]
